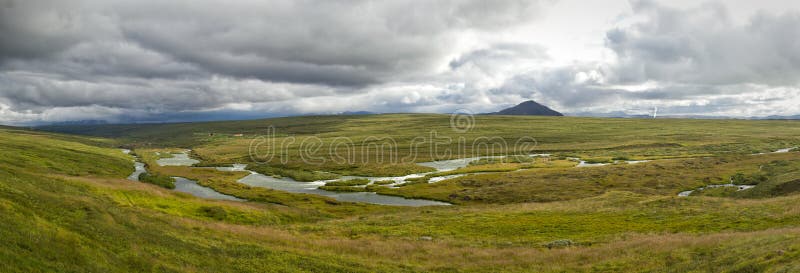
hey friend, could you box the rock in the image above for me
[545,239,575,249]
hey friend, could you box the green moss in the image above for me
[318,186,369,192]
[324,178,370,186]
[690,187,739,197]
[198,206,228,220]
[469,155,533,166]
[246,165,340,182]
[364,184,384,192]
[379,153,800,204]
[373,180,395,185]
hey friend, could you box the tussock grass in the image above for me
[318,185,369,192]
[324,178,370,186]
[42,115,800,177]
[379,153,800,204]
[137,172,175,189]
[8,117,800,272]
[246,164,340,181]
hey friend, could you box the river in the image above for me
[130,147,798,203]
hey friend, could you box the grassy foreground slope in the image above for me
[9,117,800,272]
[0,128,412,272]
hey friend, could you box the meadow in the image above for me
[2,114,798,272]
[46,114,800,179]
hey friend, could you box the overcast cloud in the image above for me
[1,0,799,124]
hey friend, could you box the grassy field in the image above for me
[377,153,800,203]
[3,115,800,272]
[134,148,395,218]
[42,114,800,179]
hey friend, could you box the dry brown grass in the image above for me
[104,198,800,272]
[39,167,800,272]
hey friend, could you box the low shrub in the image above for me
[138,172,176,189]
[199,206,228,220]
[544,239,575,249]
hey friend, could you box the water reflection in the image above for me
[173,177,245,202]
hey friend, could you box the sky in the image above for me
[1,0,800,125]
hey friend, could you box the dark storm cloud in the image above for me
[2,0,800,124]
[0,0,94,62]
[114,0,543,86]
[0,0,548,124]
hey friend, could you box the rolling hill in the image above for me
[8,115,800,272]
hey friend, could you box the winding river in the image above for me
[676,147,797,196]
[156,151,200,166]
[173,177,245,202]
[121,149,146,181]
[127,162,146,181]
[678,184,756,197]
[123,149,243,202]
[126,147,797,204]
[148,151,451,206]
[237,172,449,206]
[192,151,678,204]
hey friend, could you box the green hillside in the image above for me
[3,116,800,272]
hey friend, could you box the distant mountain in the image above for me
[338,111,377,115]
[48,120,109,126]
[569,112,738,119]
[761,115,800,120]
[569,111,635,118]
[489,100,563,116]
[569,112,800,120]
